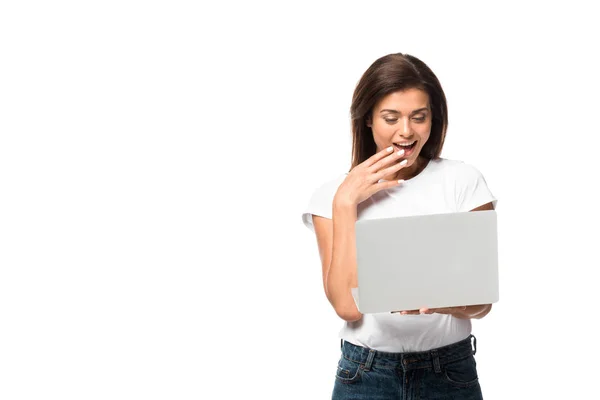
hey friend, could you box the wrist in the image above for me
[333,196,357,211]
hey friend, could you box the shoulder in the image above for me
[301,173,347,230]
[428,157,486,181]
[307,173,348,205]
[432,158,496,211]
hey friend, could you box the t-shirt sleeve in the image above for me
[301,175,345,233]
[455,163,498,212]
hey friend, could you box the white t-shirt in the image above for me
[302,158,497,352]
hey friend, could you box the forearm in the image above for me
[326,200,362,321]
[453,304,492,319]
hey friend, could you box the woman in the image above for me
[302,53,497,399]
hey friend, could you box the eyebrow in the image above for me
[379,107,429,115]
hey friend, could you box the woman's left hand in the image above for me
[391,304,492,319]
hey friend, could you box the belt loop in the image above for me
[471,334,477,355]
[340,339,344,350]
[431,349,442,374]
[363,349,376,372]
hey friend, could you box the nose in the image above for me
[400,117,411,136]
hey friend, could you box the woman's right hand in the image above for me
[334,146,409,207]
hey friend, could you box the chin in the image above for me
[406,153,420,164]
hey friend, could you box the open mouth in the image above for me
[393,141,417,153]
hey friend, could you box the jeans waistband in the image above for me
[340,335,477,372]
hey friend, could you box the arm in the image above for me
[440,201,496,319]
[310,146,411,322]
[452,303,492,319]
[460,201,495,319]
[397,201,496,319]
[313,200,362,322]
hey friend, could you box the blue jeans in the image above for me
[332,335,483,400]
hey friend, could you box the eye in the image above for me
[412,115,426,123]
[383,118,398,124]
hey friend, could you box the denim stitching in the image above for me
[442,356,479,388]
[443,370,479,388]
[343,351,473,370]
[335,359,362,383]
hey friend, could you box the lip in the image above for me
[393,142,417,157]
[394,141,416,146]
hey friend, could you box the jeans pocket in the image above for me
[443,355,479,388]
[335,355,363,384]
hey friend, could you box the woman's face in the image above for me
[368,88,432,174]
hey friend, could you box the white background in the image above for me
[1,1,599,399]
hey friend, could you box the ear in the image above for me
[366,116,372,127]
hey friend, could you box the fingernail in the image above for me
[399,160,408,166]
[397,149,405,156]
[398,179,405,184]
[386,146,393,152]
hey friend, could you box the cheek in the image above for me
[371,126,393,143]
[417,126,431,143]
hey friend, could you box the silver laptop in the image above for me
[354,210,499,314]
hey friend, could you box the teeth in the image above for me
[395,141,415,147]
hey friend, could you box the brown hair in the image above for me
[350,53,448,169]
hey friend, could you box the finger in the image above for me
[368,156,410,194]
[445,306,467,314]
[365,145,398,168]
[368,148,405,174]
[400,309,420,315]
[419,307,434,315]
[429,307,458,315]
[391,308,422,315]
[374,157,409,181]
[370,178,405,195]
